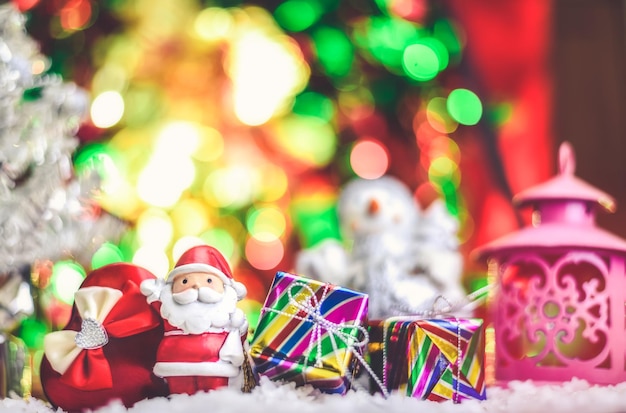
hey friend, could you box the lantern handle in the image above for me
[558,141,575,175]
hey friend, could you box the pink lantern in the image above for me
[475,142,626,384]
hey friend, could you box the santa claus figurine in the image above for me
[140,244,250,395]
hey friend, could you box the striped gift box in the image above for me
[368,318,486,402]
[249,271,369,394]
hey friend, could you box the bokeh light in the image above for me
[172,236,207,262]
[59,0,92,31]
[402,43,439,81]
[133,246,169,279]
[137,155,195,208]
[191,126,224,163]
[19,0,494,342]
[312,26,354,78]
[90,91,124,128]
[274,0,323,32]
[353,15,421,73]
[170,199,210,236]
[51,260,86,305]
[91,242,124,269]
[271,114,337,166]
[199,228,237,262]
[245,237,285,270]
[246,206,287,242]
[427,97,458,133]
[227,10,310,126]
[203,166,258,209]
[350,139,389,179]
[136,208,174,250]
[194,7,233,41]
[292,91,336,122]
[20,317,48,350]
[447,88,483,125]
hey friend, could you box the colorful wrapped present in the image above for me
[369,317,486,402]
[249,271,369,394]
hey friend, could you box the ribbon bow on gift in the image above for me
[44,281,160,390]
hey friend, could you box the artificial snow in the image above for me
[2,377,626,413]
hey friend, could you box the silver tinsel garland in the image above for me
[0,4,126,279]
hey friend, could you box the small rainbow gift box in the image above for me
[249,271,368,394]
[368,317,486,402]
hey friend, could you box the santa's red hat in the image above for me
[167,245,247,300]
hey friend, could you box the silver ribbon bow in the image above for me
[265,281,389,398]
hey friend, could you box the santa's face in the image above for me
[159,273,239,334]
[171,272,225,294]
[170,272,226,305]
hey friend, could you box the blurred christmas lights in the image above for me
[18,0,492,335]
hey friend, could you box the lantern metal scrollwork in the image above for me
[476,142,626,384]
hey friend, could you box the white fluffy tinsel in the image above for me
[4,377,626,413]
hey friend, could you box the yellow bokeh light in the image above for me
[428,156,461,188]
[132,246,170,279]
[170,198,211,236]
[192,127,224,162]
[247,206,286,242]
[91,63,128,95]
[91,91,124,128]
[258,164,288,202]
[195,7,234,40]
[427,135,461,165]
[272,114,337,166]
[156,121,200,157]
[137,208,174,249]
[227,14,309,126]
[202,167,258,208]
[137,155,196,208]
[426,97,458,134]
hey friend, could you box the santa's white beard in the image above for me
[159,285,239,334]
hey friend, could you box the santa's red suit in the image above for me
[140,244,249,396]
[151,303,245,395]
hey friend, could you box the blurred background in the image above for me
[1,0,625,396]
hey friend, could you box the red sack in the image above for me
[40,263,168,412]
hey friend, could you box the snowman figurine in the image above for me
[296,176,468,319]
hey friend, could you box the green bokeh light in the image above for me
[354,16,422,73]
[51,260,86,305]
[123,85,165,127]
[488,102,514,126]
[239,299,262,340]
[19,317,48,350]
[117,229,139,262]
[200,228,236,260]
[74,143,110,176]
[274,0,323,32]
[433,19,463,62]
[419,37,449,71]
[276,114,337,166]
[447,88,483,125]
[246,206,286,241]
[292,91,335,122]
[402,43,440,81]
[312,26,354,78]
[291,200,341,248]
[91,242,125,269]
